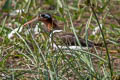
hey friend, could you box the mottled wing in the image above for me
[53,32,95,47]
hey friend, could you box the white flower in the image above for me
[92,24,102,35]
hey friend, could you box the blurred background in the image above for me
[0,0,120,80]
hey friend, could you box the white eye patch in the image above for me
[44,14,51,18]
[39,14,51,19]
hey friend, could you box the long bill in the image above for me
[23,16,39,26]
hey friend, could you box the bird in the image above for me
[23,13,102,50]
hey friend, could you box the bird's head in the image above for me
[24,13,60,32]
[38,13,52,22]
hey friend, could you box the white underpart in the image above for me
[92,24,102,35]
[49,30,88,50]
[52,44,88,50]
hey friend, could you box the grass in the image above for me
[0,0,120,80]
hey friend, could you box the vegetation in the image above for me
[0,0,120,80]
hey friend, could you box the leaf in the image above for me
[2,0,12,12]
[54,15,66,22]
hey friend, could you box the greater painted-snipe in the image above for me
[23,13,102,49]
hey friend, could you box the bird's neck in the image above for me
[42,21,61,32]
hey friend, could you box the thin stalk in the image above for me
[90,5,113,78]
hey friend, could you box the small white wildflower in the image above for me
[10,9,24,16]
[34,23,41,35]
[92,24,102,35]
[8,27,23,39]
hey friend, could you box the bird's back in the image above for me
[52,31,96,47]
